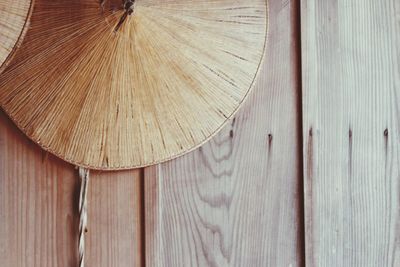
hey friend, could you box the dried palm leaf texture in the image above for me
[0,0,268,170]
[0,0,32,72]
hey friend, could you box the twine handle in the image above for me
[78,167,90,267]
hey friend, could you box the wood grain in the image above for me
[86,170,142,267]
[302,0,400,266]
[0,0,31,72]
[0,0,267,170]
[0,111,78,267]
[144,0,303,265]
[0,111,143,266]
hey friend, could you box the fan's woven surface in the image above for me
[0,0,32,71]
[0,0,268,169]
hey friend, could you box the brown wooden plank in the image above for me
[302,0,400,266]
[144,0,303,265]
[0,111,142,266]
[87,170,142,267]
[0,111,78,267]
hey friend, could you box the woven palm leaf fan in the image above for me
[0,0,32,72]
[0,0,268,266]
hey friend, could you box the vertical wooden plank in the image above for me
[0,111,78,267]
[0,111,143,266]
[87,170,142,267]
[302,0,400,266]
[145,0,303,265]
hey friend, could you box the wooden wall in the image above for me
[1,0,399,266]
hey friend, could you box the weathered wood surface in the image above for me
[144,0,303,265]
[302,0,400,266]
[0,112,142,266]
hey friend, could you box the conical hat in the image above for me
[0,0,268,170]
[0,0,32,71]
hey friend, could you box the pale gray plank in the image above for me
[302,0,400,266]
